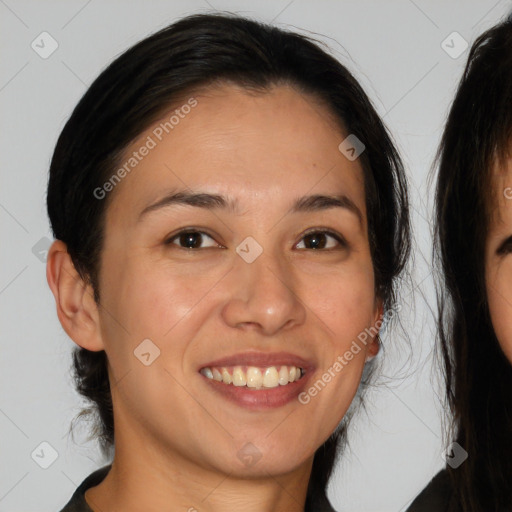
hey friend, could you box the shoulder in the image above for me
[58,464,111,512]
[405,469,452,512]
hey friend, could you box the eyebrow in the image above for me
[138,190,363,224]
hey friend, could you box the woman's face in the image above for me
[93,84,381,477]
[485,153,512,364]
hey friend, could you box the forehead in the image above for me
[105,83,367,224]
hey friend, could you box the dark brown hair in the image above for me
[434,15,512,512]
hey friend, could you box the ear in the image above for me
[366,298,384,361]
[46,240,104,351]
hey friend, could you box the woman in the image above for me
[407,15,512,512]
[46,13,410,511]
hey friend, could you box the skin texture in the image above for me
[47,84,381,512]
[485,155,512,365]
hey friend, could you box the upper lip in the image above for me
[199,351,315,372]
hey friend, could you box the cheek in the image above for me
[304,265,377,340]
[95,256,210,390]
[96,257,223,446]
[298,265,376,403]
[101,253,222,338]
[487,268,512,364]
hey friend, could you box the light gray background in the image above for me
[1,1,511,511]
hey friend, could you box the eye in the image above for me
[295,229,347,250]
[165,230,222,250]
[496,235,512,256]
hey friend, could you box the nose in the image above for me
[221,247,307,336]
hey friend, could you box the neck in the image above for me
[84,422,314,512]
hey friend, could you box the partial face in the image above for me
[95,84,380,477]
[485,153,512,364]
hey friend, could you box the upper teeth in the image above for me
[200,365,303,388]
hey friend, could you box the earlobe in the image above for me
[366,334,380,361]
[46,240,104,351]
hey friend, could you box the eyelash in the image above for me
[497,240,512,256]
[164,228,348,251]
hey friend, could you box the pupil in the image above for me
[181,232,201,248]
[305,233,325,249]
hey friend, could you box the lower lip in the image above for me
[200,373,312,410]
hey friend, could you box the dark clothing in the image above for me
[59,464,337,511]
[59,465,110,512]
[406,468,512,512]
[405,470,452,512]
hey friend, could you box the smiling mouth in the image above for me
[199,365,304,389]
